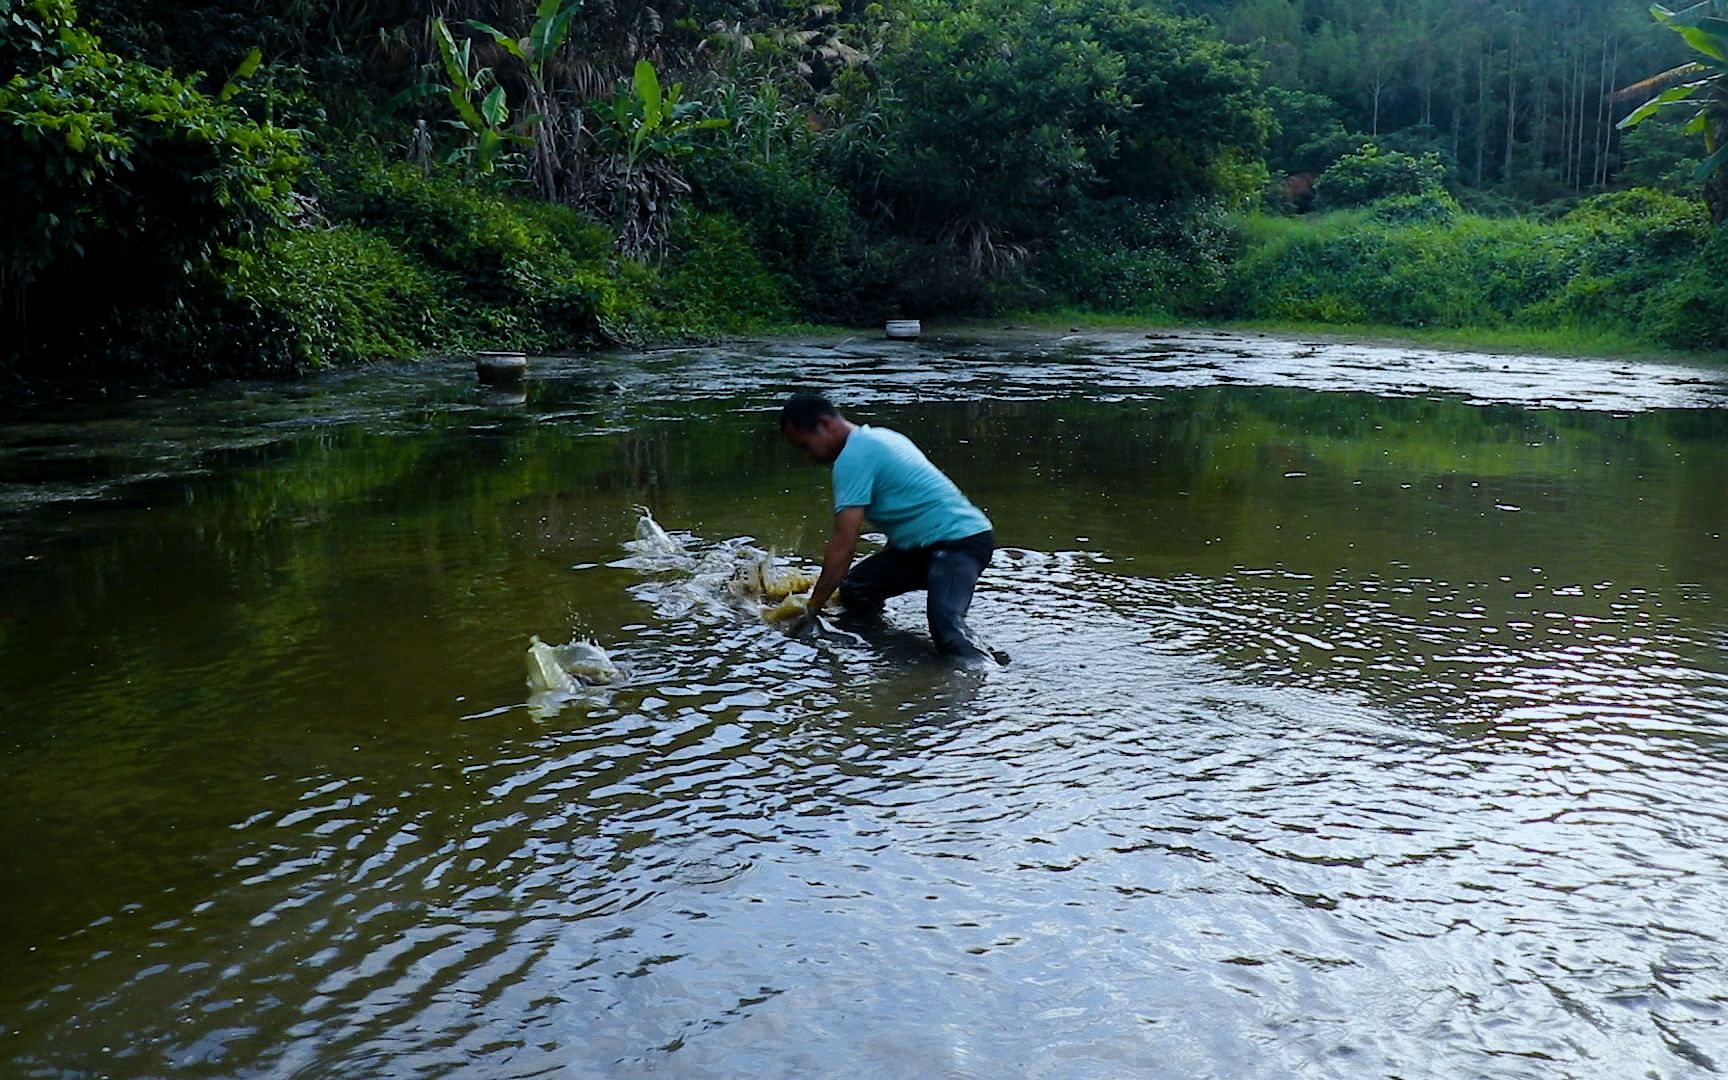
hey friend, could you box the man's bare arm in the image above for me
[806,506,865,614]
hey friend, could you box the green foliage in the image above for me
[1027,199,1240,314]
[1314,144,1447,209]
[872,0,1121,255]
[427,15,520,174]
[1638,226,1728,345]
[1618,110,1708,188]
[1561,187,1709,231]
[685,144,879,321]
[226,226,442,369]
[594,60,731,250]
[1264,87,1352,176]
[12,0,1724,390]
[330,162,652,346]
[1190,0,1700,204]
[591,60,728,171]
[95,225,443,381]
[870,0,1267,265]
[1616,0,1728,221]
[1374,124,1459,179]
[1368,190,1461,226]
[1085,2,1270,204]
[1224,192,1727,350]
[1454,187,1544,219]
[0,0,305,346]
[657,211,794,332]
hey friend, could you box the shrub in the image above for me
[326,162,654,347]
[1561,189,1709,235]
[1368,191,1461,227]
[657,211,794,332]
[1314,144,1447,209]
[1028,198,1240,314]
[1641,228,1728,349]
[225,226,444,369]
[685,147,872,321]
[1,0,305,373]
[1225,193,1727,353]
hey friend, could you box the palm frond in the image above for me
[1607,62,1707,103]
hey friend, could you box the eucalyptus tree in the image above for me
[871,0,1265,274]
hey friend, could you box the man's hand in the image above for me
[807,506,865,613]
[783,603,822,638]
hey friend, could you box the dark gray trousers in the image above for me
[838,530,995,659]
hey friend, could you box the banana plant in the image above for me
[1617,1,1728,222]
[593,59,729,172]
[427,15,528,173]
[467,0,582,196]
[589,59,729,251]
[469,0,582,80]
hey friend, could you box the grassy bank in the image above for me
[1218,192,1728,355]
[204,180,1728,375]
[7,158,799,394]
[17,166,1725,396]
[1007,189,1728,362]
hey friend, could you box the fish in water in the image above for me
[623,511,829,626]
[727,548,831,624]
[728,549,817,602]
[760,591,814,624]
[526,635,619,693]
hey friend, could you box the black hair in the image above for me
[779,391,839,433]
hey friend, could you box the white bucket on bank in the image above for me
[884,319,921,340]
[475,351,528,383]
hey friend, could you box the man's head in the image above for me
[780,392,851,464]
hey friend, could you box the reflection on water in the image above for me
[1,330,1726,1077]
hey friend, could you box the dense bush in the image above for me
[82,226,442,380]
[1560,188,1708,235]
[8,142,800,384]
[1,0,305,373]
[322,161,668,347]
[1027,199,1239,314]
[1223,190,1728,350]
[872,0,1267,263]
[1314,144,1447,209]
[225,226,443,369]
[1264,87,1353,177]
[1638,229,1728,348]
[1368,190,1461,227]
[657,211,795,332]
[685,138,880,322]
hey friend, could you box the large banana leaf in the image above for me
[468,20,525,61]
[1698,140,1728,179]
[1622,2,1728,195]
[1618,80,1708,128]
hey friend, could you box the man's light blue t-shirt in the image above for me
[831,425,991,549]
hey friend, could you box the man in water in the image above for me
[779,392,1000,664]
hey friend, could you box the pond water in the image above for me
[2,329,1727,1077]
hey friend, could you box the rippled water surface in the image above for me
[3,330,1727,1077]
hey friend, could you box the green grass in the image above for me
[1220,196,1728,354]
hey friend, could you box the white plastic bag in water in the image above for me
[526,635,618,693]
[554,639,619,684]
[625,507,683,556]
